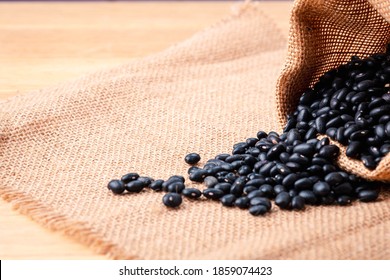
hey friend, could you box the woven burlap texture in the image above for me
[277,0,390,181]
[1,3,389,259]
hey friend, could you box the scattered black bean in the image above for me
[185,153,201,165]
[182,188,202,199]
[107,179,125,194]
[162,193,182,208]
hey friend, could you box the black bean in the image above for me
[293,143,316,157]
[318,145,339,159]
[323,164,337,173]
[304,127,317,140]
[369,105,390,118]
[313,181,331,196]
[150,179,164,191]
[346,141,361,158]
[287,129,301,144]
[203,188,224,200]
[337,195,352,206]
[162,193,182,207]
[235,196,250,209]
[220,194,236,207]
[107,179,125,194]
[275,192,291,209]
[294,178,313,191]
[167,182,185,193]
[257,130,268,140]
[243,186,258,195]
[324,172,344,186]
[356,80,375,91]
[259,184,275,197]
[230,176,246,196]
[315,116,327,134]
[289,153,310,165]
[214,182,232,194]
[291,196,305,210]
[333,182,353,195]
[361,155,376,169]
[204,176,218,188]
[285,162,302,172]
[249,197,271,210]
[344,125,360,138]
[274,184,286,194]
[246,137,259,147]
[249,205,269,216]
[189,169,207,182]
[121,172,139,184]
[385,121,390,137]
[307,165,323,175]
[247,190,266,200]
[182,188,202,199]
[358,189,379,202]
[326,116,343,129]
[238,165,252,175]
[215,153,230,161]
[350,130,370,141]
[185,153,201,164]
[124,179,145,192]
[188,166,200,174]
[298,190,317,204]
[138,176,153,187]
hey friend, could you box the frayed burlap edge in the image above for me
[0,186,136,259]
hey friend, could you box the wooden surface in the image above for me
[0,1,293,259]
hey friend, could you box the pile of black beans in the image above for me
[107,49,390,216]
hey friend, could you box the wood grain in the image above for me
[0,1,293,259]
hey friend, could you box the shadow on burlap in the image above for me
[1,1,389,259]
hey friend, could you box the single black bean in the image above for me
[125,180,145,192]
[275,192,291,209]
[247,190,266,200]
[318,145,339,159]
[289,153,310,165]
[333,182,353,195]
[337,195,352,206]
[361,155,376,169]
[249,197,271,210]
[293,143,316,157]
[243,186,258,195]
[214,182,232,194]
[313,181,330,196]
[185,153,201,164]
[274,184,286,194]
[235,196,250,209]
[323,164,337,173]
[220,194,236,207]
[167,182,185,193]
[358,189,379,202]
[294,178,313,191]
[162,193,182,207]
[138,176,153,187]
[291,196,305,210]
[107,179,125,194]
[189,169,207,182]
[121,172,139,184]
[204,176,218,188]
[324,172,344,186]
[182,188,202,199]
[150,179,164,191]
[203,188,225,200]
[346,141,361,158]
[249,205,269,216]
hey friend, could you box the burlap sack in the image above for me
[277,0,390,181]
[1,2,389,259]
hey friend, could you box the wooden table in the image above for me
[0,1,293,259]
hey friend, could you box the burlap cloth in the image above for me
[0,1,389,259]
